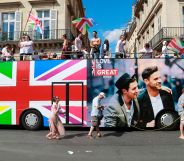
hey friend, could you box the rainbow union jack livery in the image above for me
[0,60,87,130]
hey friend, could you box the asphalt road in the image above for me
[0,129,184,161]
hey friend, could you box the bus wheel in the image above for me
[21,110,43,130]
[156,111,179,130]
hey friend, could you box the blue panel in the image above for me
[34,60,65,78]
[43,116,49,127]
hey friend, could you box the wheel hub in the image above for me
[160,113,174,126]
[25,113,38,127]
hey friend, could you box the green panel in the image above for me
[0,109,12,125]
[181,40,184,47]
[0,62,13,79]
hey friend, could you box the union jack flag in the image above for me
[0,60,87,126]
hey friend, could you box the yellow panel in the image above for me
[0,106,9,113]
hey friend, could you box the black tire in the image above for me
[21,109,43,130]
[156,111,179,130]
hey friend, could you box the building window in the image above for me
[182,7,184,27]
[158,16,161,31]
[2,13,15,40]
[146,30,149,42]
[36,10,50,39]
[151,23,154,38]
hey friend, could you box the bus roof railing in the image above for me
[0,51,182,61]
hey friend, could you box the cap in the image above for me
[99,92,105,98]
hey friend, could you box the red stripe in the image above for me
[76,19,86,29]
[169,41,181,52]
[29,14,38,22]
[86,19,93,27]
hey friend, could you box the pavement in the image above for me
[0,129,184,161]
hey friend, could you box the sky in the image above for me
[82,0,134,53]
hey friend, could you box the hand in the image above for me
[146,120,155,127]
[161,86,172,94]
[101,105,108,109]
[100,106,105,110]
[90,44,95,48]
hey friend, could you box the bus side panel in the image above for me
[0,61,17,125]
[28,60,87,127]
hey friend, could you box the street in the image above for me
[0,129,184,161]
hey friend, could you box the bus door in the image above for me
[52,82,84,126]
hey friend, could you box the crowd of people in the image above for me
[0,32,183,61]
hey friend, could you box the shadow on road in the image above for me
[64,133,87,139]
[103,131,125,137]
[0,125,22,130]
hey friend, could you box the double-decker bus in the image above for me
[0,59,183,130]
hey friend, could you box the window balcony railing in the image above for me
[0,29,72,42]
[149,27,184,49]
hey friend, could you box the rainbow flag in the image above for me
[167,37,184,54]
[28,13,43,34]
[72,17,93,35]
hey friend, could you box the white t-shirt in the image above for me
[162,45,168,57]
[20,41,33,54]
[75,37,82,51]
[19,41,26,54]
[122,99,134,127]
[115,40,125,53]
[2,47,11,57]
[139,48,153,58]
[150,94,164,118]
[103,44,107,51]
[91,96,102,116]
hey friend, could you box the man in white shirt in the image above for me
[115,35,126,58]
[139,43,153,58]
[138,66,175,128]
[74,33,83,59]
[2,44,11,61]
[161,41,175,58]
[88,92,105,138]
[161,41,169,58]
[75,34,82,51]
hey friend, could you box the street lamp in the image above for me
[134,38,138,80]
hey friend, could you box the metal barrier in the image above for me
[0,29,72,42]
[0,51,183,61]
[150,27,184,49]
